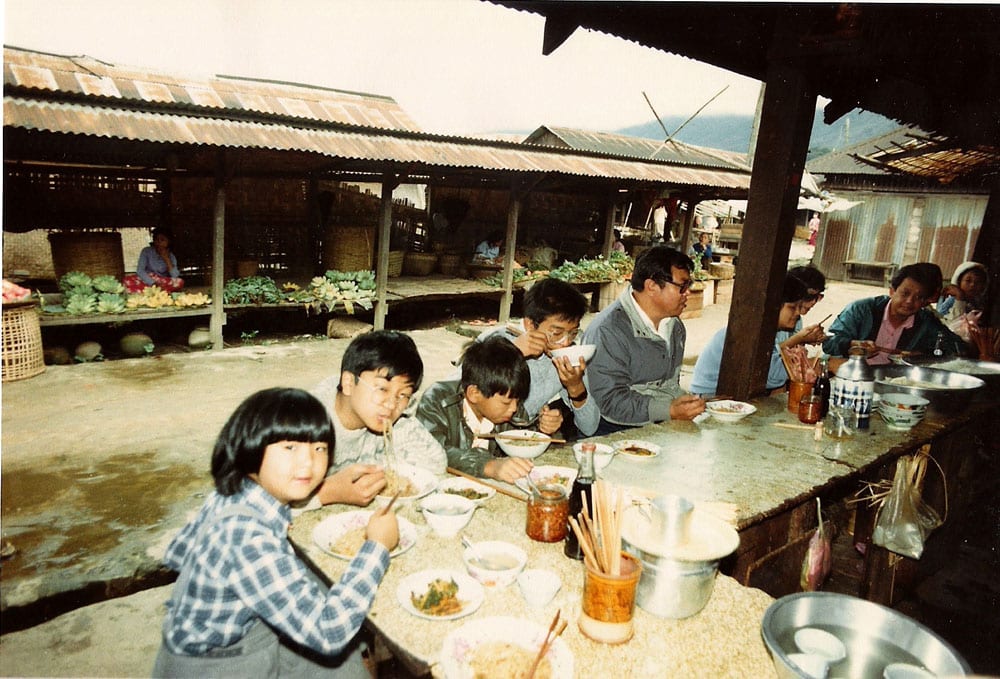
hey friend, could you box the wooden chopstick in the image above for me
[446,467,527,502]
[526,610,564,679]
[817,313,833,325]
[480,433,567,444]
[381,490,402,514]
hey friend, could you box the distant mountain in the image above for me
[615,108,902,159]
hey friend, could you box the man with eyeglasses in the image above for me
[823,263,965,366]
[476,277,599,437]
[302,331,447,510]
[583,245,706,434]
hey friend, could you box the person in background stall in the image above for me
[690,274,824,396]
[936,261,989,343]
[582,245,705,434]
[612,229,627,254]
[689,231,713,269]
[823,263,965,364]
[153,388,398,677]
[125,227,184,293]
[417,336,542,483]
[301,331,446,511]
[473,230,504,263]
[476,277,600,438]
[808,213,821,247]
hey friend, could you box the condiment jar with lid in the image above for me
[526,485,569,542]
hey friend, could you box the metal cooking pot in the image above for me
[873,365,984,414]
[622,538,719,619]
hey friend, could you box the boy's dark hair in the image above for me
[459,336,530,401]
[630,246,693,292]
[523,277,588,327]
[788,265,826,294]
[339,330,423,392]
[782,274,810,304]
[212,388,334,496]
[892,263,942,297]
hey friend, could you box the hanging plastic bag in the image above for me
[871,453,943,560]
[800,497,832,591]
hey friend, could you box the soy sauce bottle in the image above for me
[812,357,831,418]
[564,442,596,559]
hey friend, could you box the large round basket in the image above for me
[403,252,438,276]
[709,262,735,280]
[387,250,405,277]
[2,302,45,382]
[323,225,374,272]
[48,231,125,280]
[438,253,465,276]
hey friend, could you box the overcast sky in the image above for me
[3,0,764,136]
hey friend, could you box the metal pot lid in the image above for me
[621,504,738,561]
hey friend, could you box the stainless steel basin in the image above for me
[761,592,970,679]
[873,365,984,414]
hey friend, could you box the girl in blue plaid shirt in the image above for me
[153,388,398,678]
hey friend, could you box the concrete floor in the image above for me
[15,279,992,678]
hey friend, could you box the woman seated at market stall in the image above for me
[124,227,185,293]
[688,231,714,269]
[473,230,504,263]
[690,274,825,396]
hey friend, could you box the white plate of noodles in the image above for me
[312,510,417,560]
[374,462,438,506]
[440,616,573,679]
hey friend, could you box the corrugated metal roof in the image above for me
[807,127,921,176]
[3,96,751,189]
[3,46,423,133]
[524,125,750,172]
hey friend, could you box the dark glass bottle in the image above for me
[564,442,596,559]
[812,357,831,418]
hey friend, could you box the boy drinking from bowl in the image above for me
[303,330,447,510]
[417,336,536,483]
[476,277,598,437]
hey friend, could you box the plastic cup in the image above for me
[788,381,813,413]
[578,552,642,644]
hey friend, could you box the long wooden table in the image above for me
[288,389,996,676]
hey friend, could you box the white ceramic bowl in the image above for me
[374,462,438,506]
[462,540,527,587]
[420,493,476,538]
[794,627,846,662]
[549,344,596,366]
[495,430,552,459]
[516,568,562,608]
[573,442,615,472]
[878,393,930,412]
[705,399,757,423]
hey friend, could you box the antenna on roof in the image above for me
[643,86,729,157]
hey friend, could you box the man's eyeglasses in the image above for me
[356,377,412,408]
[662,279,693,294]
[543,328,580,346]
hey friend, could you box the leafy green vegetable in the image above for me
[96,293,126,314]
[92,275,125,294]
[59,271,93,293]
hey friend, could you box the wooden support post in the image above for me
[973,176,1000,327]
[680,196,699,255]
[717,58,815,400]
[209,152,227,351]
[601,191,616,259]
[374,170,398,331]
[499,187,522,325]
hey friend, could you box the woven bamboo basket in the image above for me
[2,303,45,382]
[709,262,735,280]
[323,226,374,272]
[403,252,438,276]
[438,253,465,276]
[48,231,125,280]
[387,251,405,277]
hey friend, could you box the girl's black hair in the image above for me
[782,275,810,304]
[459,336,530,401]
[211,387,334,495]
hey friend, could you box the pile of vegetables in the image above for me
[223,270,376,315]
[45,271,211,315]
[547,251,634,285]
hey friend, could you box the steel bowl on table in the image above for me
[761,591,970,679]
[873,365,984,414]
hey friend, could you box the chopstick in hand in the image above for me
[526,610,564,679]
